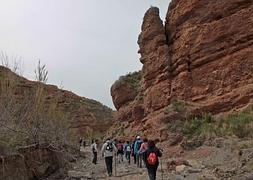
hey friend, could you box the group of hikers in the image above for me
[83,136,162,180]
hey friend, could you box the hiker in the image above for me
[138,138,148,166]
[123,141,128,159]
[79,137,86,157]
[131,140,136,164]
[124,141,132,164]
[79,137,86,147]
[117,140,124,163]
[101,138,118,177]
[91,139,98,164]
[143,140,162,180]
[134,136,143,167]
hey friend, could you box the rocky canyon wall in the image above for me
[111,0,253,139]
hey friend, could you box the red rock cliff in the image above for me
[111,0,253,139]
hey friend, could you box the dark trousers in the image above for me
[105,156,113,175]
[137,153,142,168]
[92,152,97,164]
[126,151,131,164]
[134,153,137,164]
[147,166,158,180]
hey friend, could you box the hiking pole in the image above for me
[161,157,164,180]
[114,152,117,176]
[159,148,164,180]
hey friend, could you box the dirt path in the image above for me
[66,138,253,180]
[66,146,168,180]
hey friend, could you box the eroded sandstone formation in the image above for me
[111,0,253,139]
[165,0,253,113]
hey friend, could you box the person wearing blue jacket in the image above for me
[134,136,143,167]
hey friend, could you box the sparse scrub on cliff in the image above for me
[224,106,253,138]
[135,93,144,101]
[110,122,125,137]
[164,99,189,114]
[118,71,141,91]
[168,105,253,139]
[168,113,214,138]
[70,98,113,122]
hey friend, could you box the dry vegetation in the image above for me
[0,59,76,155]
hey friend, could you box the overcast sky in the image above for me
[0,0,170,109]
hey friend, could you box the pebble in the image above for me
[176,165,186,173]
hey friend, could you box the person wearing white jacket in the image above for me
[101,138,118,177]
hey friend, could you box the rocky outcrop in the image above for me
[138,7,171,114]
[111,0,253,139]
[110,71,145,124]
[0,66,114,137]
[0,144,61,180]
[165,0,253,113]
[111,71,141,110]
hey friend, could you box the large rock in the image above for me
[0,144,60,180]
[111,71,141,110]
[110,71,145,127]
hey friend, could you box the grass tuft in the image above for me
[168,105,253,139]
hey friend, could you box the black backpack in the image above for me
[106,142,113,152]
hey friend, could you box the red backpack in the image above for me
[147,152,158,165]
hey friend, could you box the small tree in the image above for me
[34,60,48,83]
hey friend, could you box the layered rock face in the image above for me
[0,66,114,137]
[111,0,253,139]
[165,0,253,113]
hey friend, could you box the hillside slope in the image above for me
[0,66,114,138]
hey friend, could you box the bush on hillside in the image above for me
[117,71,141,91]
[168,106,253,139]
[164,99,190,114]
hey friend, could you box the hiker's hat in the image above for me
[137,136,141,139]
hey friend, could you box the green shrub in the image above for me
[164,99,190,114]
[168,106,253,139]
[118,71,141,91]
[170,113,214,138]
[226,109,253,138]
